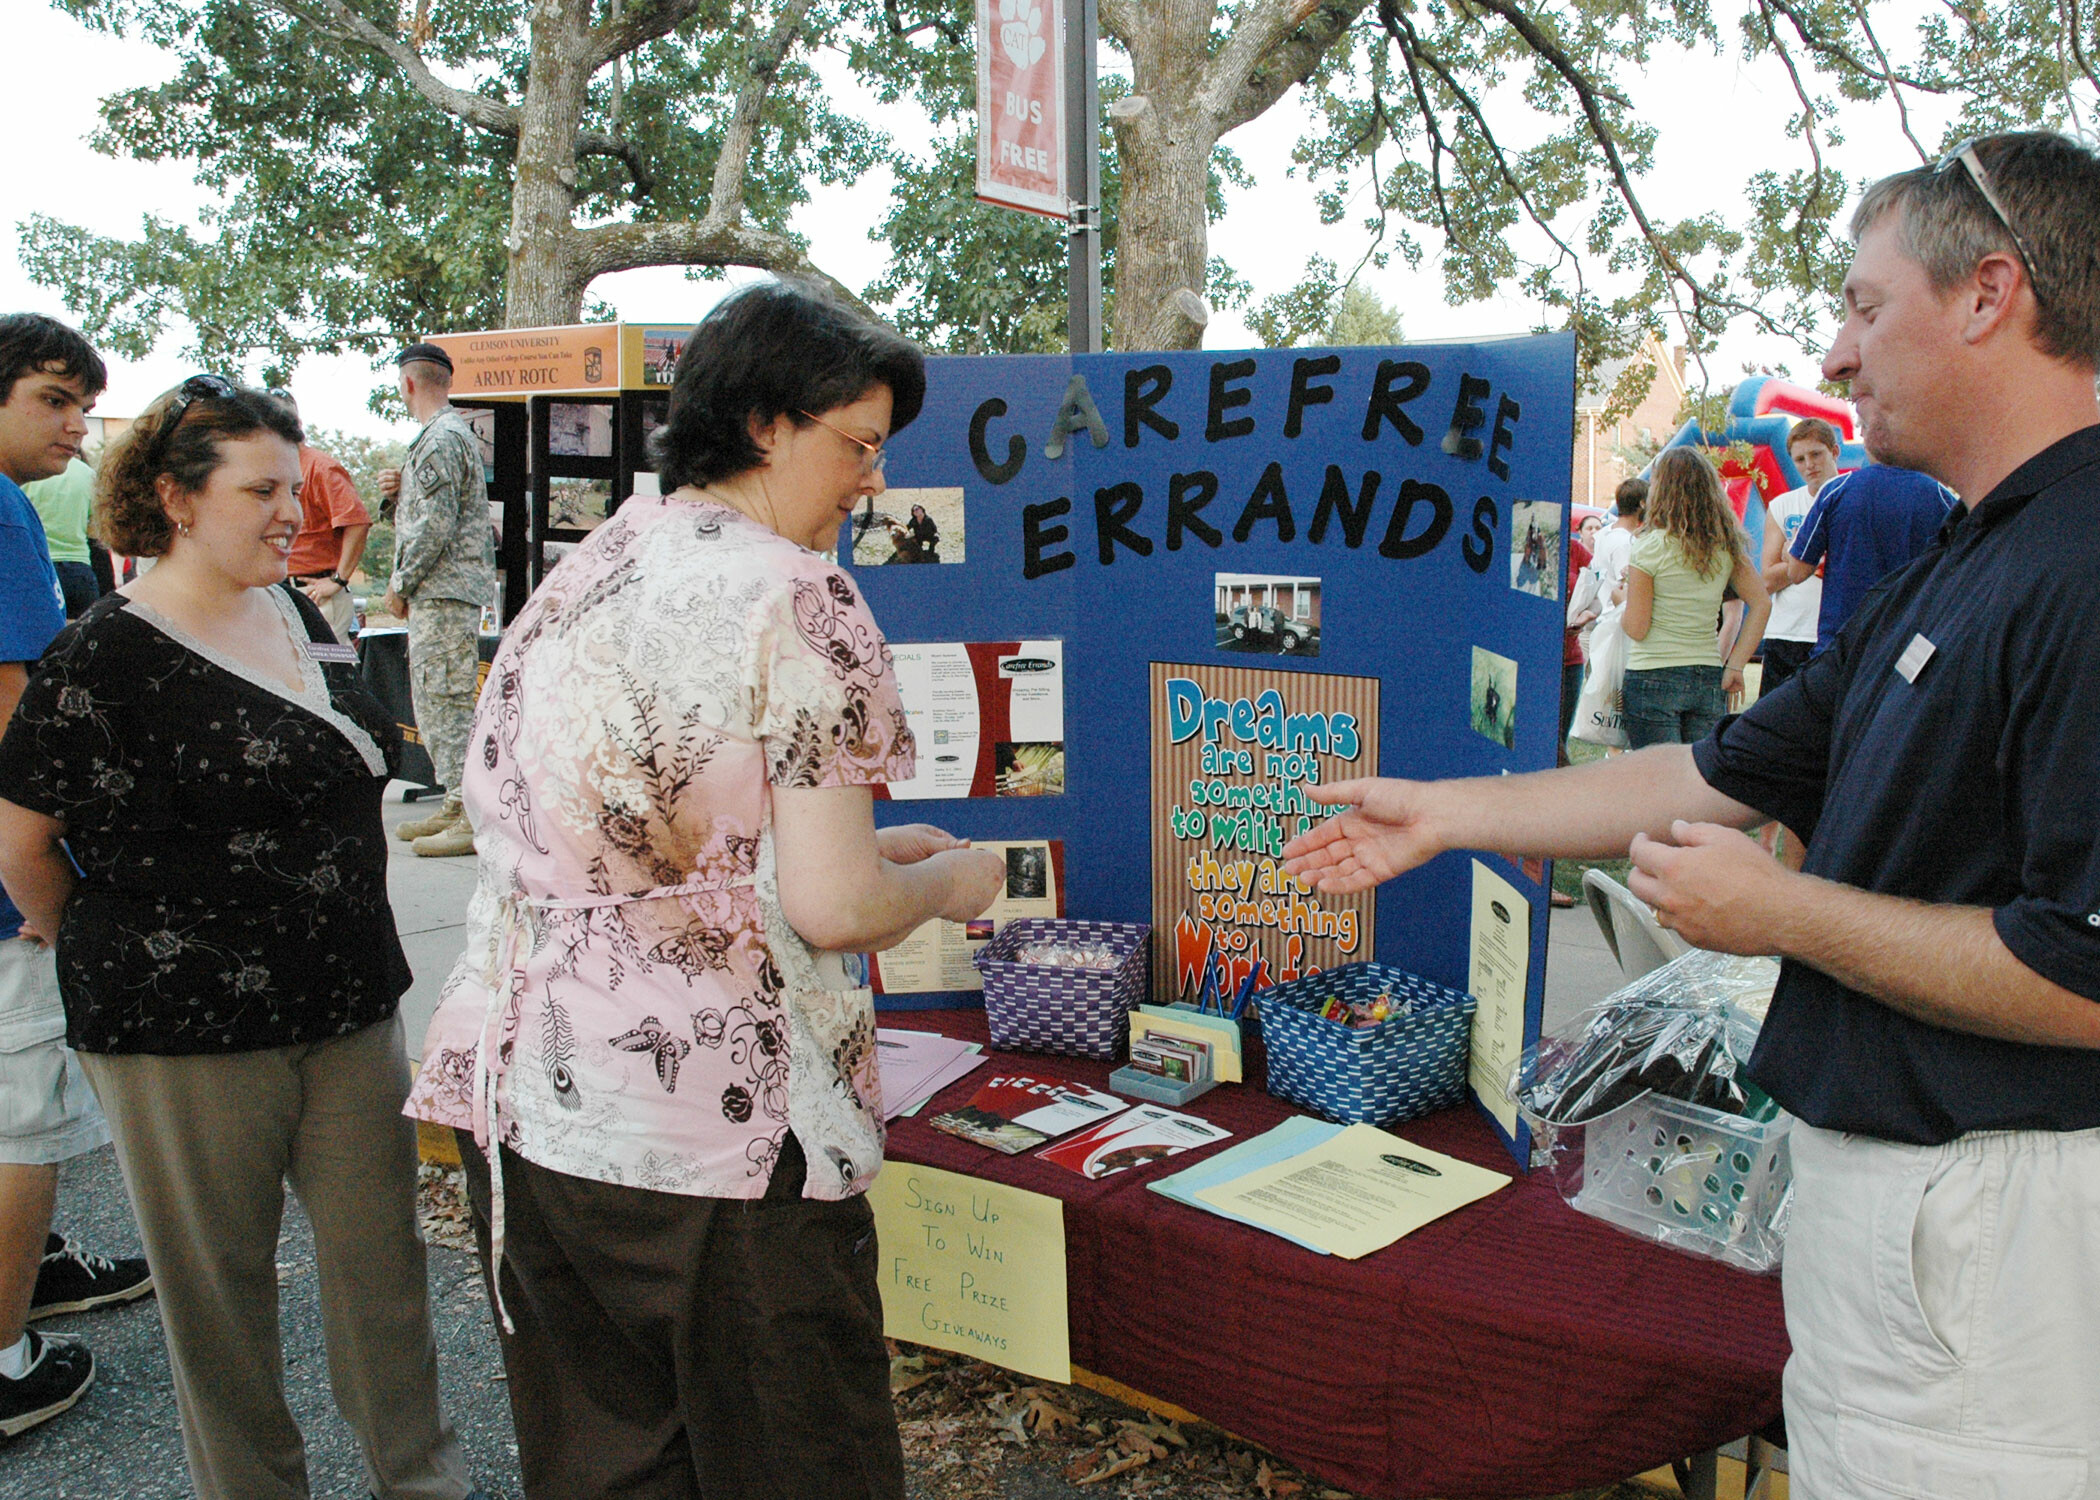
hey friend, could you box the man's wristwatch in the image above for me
[329,573,348,587]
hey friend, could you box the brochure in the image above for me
[927,1074,1128,1155]
[1191,1123,1510,1259]
[1037,1105,1232,1179]
[1149,1118,1345,1253]
[875,1029,986,1120]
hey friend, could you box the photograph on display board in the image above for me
[548,401,613,458]
[642,330,687,386]
[464,407,497,482]
[636,398,668,468]
[1213,573,1321,657]
[1148,663,1378,1010]
[1509,500,1562,600]
[549,478,612,532]
[995,742,1065,797]
[850,487,964,566]
[1006,844,1049,899]
[1470,646,1518,748]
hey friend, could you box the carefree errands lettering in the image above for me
[967,357,1529,580]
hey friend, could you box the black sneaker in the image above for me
[28,1233,154,1320]
[0,1329,94,1437]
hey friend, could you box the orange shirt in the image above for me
[288,445,372,576]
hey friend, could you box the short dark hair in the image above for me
[649,279,926,490]
[1788,418,1841,457]
[1852,131,2100,366]
[0,313,107,407]
[1614,477,1648,516]
[96,380,303,557]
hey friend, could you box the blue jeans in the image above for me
[1623,664,1725,748]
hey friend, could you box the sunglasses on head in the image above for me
[1933,139,2044,306]
[148,374,240,468]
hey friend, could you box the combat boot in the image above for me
[396,792,463,842]
[413,807,477,858]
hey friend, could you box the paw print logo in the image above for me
[998,0,1046,70]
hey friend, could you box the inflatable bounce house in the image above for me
[1653,375,1866,550]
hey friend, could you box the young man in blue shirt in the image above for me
[1777,458,1956,654]
[1284,133,2100,1496]
[0,314,152,1438]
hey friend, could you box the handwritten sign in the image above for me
[867,1162,1071,1382]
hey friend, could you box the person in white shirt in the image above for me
[1590,476,1643,606]
[1758,419,1841,695]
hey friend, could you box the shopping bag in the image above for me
[1571,608,1628,748]
[1565,563,1602,628]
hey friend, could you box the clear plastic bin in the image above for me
[1566,1093,1793,1274]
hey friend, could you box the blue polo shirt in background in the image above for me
[1696,424,2100,1144]
[0,473,66,942]
[1789,464,1956,653]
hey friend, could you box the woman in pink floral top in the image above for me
[406,282,1003,1498]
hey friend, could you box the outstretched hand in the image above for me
[1279,778,1444,893]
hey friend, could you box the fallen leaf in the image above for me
[1257,1459,1306,1497]
[1079,1449,1154,1484]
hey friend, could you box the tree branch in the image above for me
[1756,0,1855,310]
[570,217,867,308]
[882,0,966,48]
[589,0,710,73]
[1849,0,1931,159]
[265,0,519,135]
[262,0,655,195]
[1385,7,1589,309]
[1202,0,1377,139]
[706,0,815,224]
[1760,0,1946,90]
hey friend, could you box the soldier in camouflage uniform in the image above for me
[379,343,493,857]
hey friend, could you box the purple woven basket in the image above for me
[973,918,1152,1060]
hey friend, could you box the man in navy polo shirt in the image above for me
[1776,460,1955,654]
[1282,132,2100,1497]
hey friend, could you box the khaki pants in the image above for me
[82,1016,469,1500]
[405,598,482,794]
[1782,1121,2100,1498]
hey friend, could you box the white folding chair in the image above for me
[1581,867,1692,982]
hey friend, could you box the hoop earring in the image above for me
[177,521,192,537]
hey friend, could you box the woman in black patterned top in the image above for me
[0,380,478,1500]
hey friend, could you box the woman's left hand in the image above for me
[1723,665,1745,709]
[877,823,969,865]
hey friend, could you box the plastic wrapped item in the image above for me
[1513,950,1791,1273]
[1513,950,1781,1126]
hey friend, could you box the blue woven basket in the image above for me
[973,918,1151,1060]
[1260,962,1476,1126]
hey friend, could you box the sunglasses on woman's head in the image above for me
[149,374,240,467]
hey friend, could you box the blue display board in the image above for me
[849,338,1574,1162]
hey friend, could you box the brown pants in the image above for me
[457,1133,904,1500]
[83,1016,470,1500]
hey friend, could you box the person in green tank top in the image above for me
[1620,447,1771,747]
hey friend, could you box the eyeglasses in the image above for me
[148,374,239,468]
[1934,139,2044,305]
[796,409,886,474]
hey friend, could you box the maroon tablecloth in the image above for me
[881,1011,1788,1500]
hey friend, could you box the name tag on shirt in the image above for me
[1894,633,1936,683]
[305,641,359,664]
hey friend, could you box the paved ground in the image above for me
[0,786,1634,1496]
